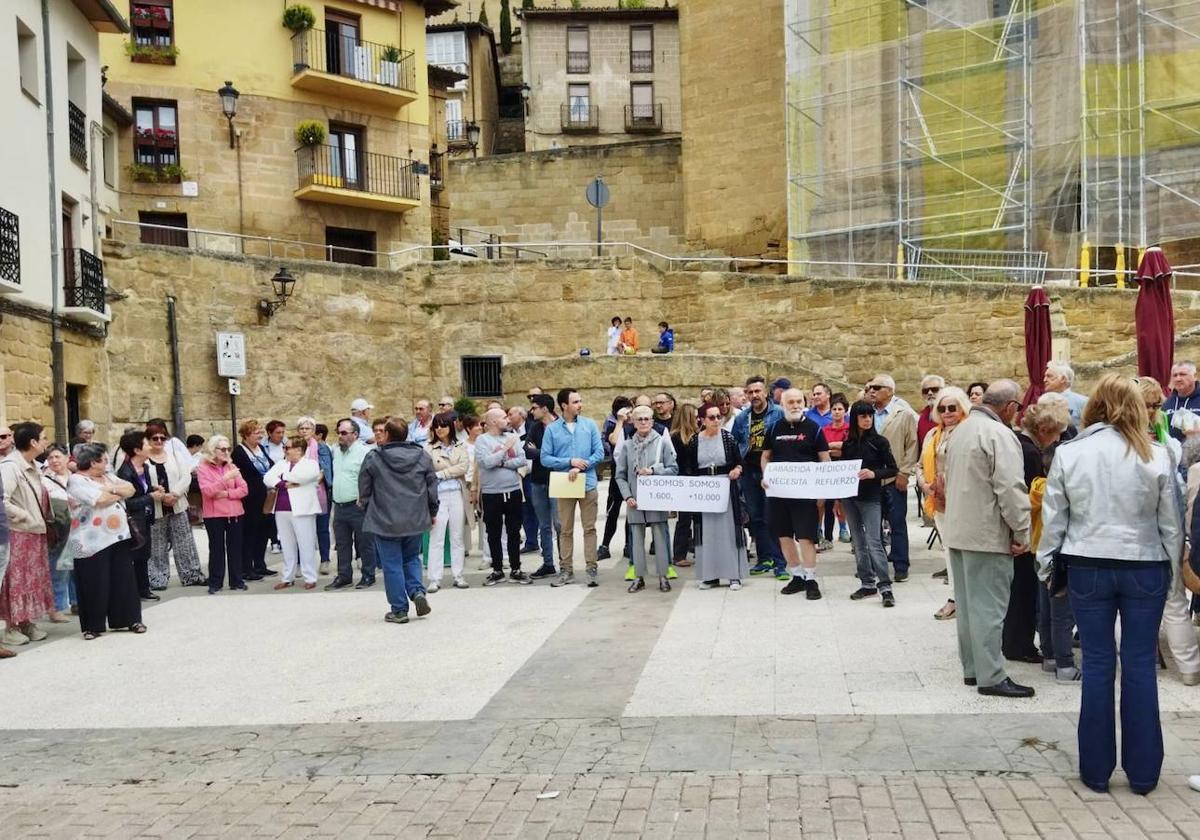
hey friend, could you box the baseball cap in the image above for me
[770,378,792,391]
[351,398,373,411]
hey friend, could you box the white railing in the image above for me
[108,220,1200,287]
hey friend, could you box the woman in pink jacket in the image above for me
[197,435,250,594]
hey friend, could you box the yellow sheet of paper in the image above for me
[549,471,586,499]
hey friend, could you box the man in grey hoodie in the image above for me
[359,417,439,624]
[476,408,533,586]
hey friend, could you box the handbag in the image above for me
[262,487,278,515]
[127,506,149,550]
[1183,558,1200,596]
[23,472,59,551]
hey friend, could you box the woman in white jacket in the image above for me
[144,420,206,590]
[424,413,470,592]
[263,437,322,589]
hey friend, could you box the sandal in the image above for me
[675,558,694,567]
[273,581,295,591]
[130,623,148,634]
[82,631,98,641]
[934,600,957,620]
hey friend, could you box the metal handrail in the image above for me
[296,144,419,201]
[107,221,1200,286]
[291,28,415,92]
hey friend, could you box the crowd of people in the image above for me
[4,357,1200,794]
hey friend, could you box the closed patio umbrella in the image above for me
[1022,285,1052,408]
[1135,246,1175,391]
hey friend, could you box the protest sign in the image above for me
[635,475,731,513]
[763,460,862,500]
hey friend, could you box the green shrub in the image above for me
[282,5,316,32]
[453,397,480,417]
[294,120,327,147]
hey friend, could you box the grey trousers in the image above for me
[948,548,1014,687]
[630,521,671,578]
[843,498,891,591]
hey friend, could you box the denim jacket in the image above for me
[540,416,605,492]
[730,402,784,461]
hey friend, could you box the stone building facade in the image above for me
[679,0,786,258]
[99,0,446,266]
[426,22,501,158]
[519,6,680,152]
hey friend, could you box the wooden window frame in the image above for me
[132,98,180,181]
[566,26,590,74]
[630,25,654,73]
[130,0,175,57]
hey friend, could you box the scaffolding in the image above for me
[785,0,1200,282]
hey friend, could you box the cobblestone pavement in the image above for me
[6,486,1200,837]
[7,769,1200,839]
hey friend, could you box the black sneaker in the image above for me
[932,568,948,579]
[530,566,557,579]
[882,591,895,608]
[258,569,278,577]
[894,571,909,582]
[596,546,612,560]
[849,587,878,600]
[484,571,506,586]
[384,612,409,624]
[780,577,806,595]
[354,578,375,589]
[805,579,823,600]
[413,593,432,617]
[510,570,533,585]
[324,578,353,591]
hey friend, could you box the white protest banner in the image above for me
[635,475,731,513]
[763,460,862,500]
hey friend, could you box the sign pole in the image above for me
[230,390,238,443]
[597,203,603,258]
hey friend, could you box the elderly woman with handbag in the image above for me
[42,444,76,623]
[616,405,679,593]
[116,430,158,601]
[66,443,145,641]
[0,422,55,646]
[263,437,322,590]
[198,435,250,594]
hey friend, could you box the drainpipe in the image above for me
[89,120,102,256]
[166,296,186,437]
[43,0,67,444]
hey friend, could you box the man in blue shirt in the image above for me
[651,321,675,354]
[541,388,605,587]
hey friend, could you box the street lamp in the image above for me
[466,121,481,158]
[520,82,531,116]
[217,80,240,149]
[258,266,296,321]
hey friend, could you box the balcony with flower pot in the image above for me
[290,29,417,109]
[294,144,420,213]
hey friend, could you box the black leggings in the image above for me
[482,491,524,574]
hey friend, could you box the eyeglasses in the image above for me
[0,434,10,439]
[634,417,653,422]
[337,429,354,436]
[438,402,453,407]
[921,387,941,395]
[652,400,668,405]
[937,405,959,414]
[1147,402,1163,410]
[705,414,722,421]
[214,446,230,451]
[866,385,883,391]
[149,435,167,442]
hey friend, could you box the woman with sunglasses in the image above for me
[424,412,470,591]
[843,401,900,607]
[297,417,332,576]
[232,420,275,580]
[917,386,972,620]
[616,405,680,593]
[683,402,748,589]
[144,420,206,590]
[198,435,250,594]
[263,437,322,590]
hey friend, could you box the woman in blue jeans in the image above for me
[1038,373,1182,795]
[842,401,899,608]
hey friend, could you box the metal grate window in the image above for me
[461,356,502,398]
[0,207,18,285]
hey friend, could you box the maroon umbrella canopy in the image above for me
[1022,286,1051,408]
[1135,247,1175,392]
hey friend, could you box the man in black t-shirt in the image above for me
[762,388,831,600]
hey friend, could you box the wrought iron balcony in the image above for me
[625,103,663,133]
[63,248,108,320]
[631,50,654,73]
[561,104,599,133]
[291,29,417,107]
[446,120,472,147]
[69,102,87,168]
[295,144,420,213]
[567,51,590,74]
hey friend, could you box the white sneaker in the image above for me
[453,577,470,589]
[1190,775,1200,793]
[2,628,29,646]
[729,580,743,591]
[22,624,47,642]
[427,581,440,594]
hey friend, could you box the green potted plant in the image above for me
[126,162,159,183]
[125,41,180,65]
[294,119,326,147]
[379,45,403,87]
[282,5,315,32]
[295,120,338,186]
[159,163,189,183]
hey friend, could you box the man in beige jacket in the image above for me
[942,379,1034,698]
[868,375,919,581]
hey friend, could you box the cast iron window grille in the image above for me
[461,356,502,398]
[65,248,105,314]
[69,102,87,168]
[0,207,18,285]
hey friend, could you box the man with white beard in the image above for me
[761,388,832,600]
